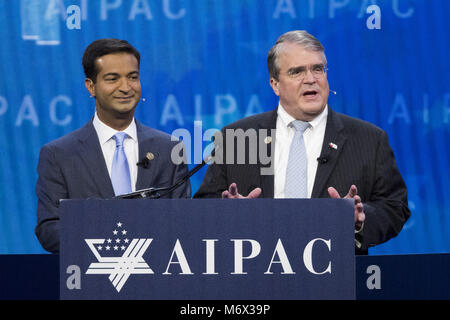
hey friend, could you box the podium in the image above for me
[59,198,355,300]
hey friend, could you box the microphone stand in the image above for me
[115,160,209,199]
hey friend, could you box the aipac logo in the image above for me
[85,222,153,292]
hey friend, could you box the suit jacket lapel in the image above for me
[135,121,160,190]
[311,108,347,198]
[75,121,115,198]
[256,109,278,198]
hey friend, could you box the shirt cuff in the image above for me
[354,222,364,248]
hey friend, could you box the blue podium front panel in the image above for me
[60,198,354,300]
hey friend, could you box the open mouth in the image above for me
[302,90,318,98]
[303,90,318,96]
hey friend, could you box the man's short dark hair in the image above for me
[82,38,140,82]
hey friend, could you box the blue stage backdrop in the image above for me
[0,0,448,254]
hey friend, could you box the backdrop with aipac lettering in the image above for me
[0,0,448,254]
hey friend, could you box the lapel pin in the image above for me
[137,152,155,168]
[329,142,338,150]
[264,136,272,144]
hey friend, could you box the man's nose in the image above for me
[303,68,316,83]
[118,78,132,92]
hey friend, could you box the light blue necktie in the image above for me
[285,120,310,198]
[111,132,132,196]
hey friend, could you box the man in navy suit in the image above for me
[194,31,410,254]
[35,39,191,253]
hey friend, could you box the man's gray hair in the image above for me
[267,30,327,81]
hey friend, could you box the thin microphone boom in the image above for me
[116,150,216,199]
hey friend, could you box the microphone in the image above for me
[137,152,155,169]
[116,147,218,199]
[329,90,337,95]
[317,156,328,164]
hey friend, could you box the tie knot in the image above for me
[290,120,310,133]
[113,132,128,147]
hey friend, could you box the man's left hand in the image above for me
[327,184,365,230]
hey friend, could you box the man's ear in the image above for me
[85,78,95,97]
[269,77,280,96]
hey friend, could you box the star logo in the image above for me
[85,222,153,292]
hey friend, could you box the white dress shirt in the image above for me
[274,104,328,198]
[92,113,139,192]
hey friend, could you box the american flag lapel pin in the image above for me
[329,142,338,150]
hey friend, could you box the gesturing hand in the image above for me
[222,183,262,199]
[328,184,365,230]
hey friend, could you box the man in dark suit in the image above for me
[194,31,410,254]
[35,39,191,253]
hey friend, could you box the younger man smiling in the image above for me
[35,39,191,253]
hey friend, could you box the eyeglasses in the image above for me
[285,64,328,80]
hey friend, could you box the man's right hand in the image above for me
[222,183,262,199]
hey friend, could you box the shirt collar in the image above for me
[277,103,328,130]
[93,112,138,145]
